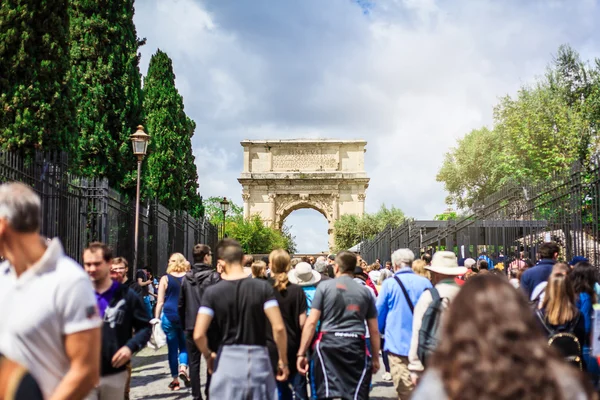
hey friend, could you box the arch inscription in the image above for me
[238,140,370,251]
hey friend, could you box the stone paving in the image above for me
[131,346,396,399]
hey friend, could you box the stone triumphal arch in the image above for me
[238,139,370,250]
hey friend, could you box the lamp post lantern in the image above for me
[219,197,230,240]
[130,125,150,278]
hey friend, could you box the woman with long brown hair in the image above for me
[538,270,586,349]
[268,249,308,400]
[411,274,594,400]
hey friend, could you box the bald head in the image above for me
[0,182,41,233]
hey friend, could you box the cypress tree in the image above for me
[143,49,201,214]
[69,0,144,189]
[0,0,74,153]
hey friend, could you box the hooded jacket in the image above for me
[353,269,379,296]
[101,283,151,377]
[178,263,221,331]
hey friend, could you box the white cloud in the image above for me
[134,0,600,251]
[193,145,240,202]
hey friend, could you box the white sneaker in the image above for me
[382,372,392,381]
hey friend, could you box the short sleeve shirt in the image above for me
[136,270,149,296]
[0,355,44,400]
[311,275,377,334]
[0,240,101,399]
[199,277,278,347]
[266,280,307,372]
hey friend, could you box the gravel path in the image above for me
[130,346,396,399]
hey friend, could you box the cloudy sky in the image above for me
[134,0,600,253]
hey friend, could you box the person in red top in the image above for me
[354,267,379,296]
[356,255,378,295]
[354,265,379,296]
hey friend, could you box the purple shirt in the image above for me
[96,280,119,318]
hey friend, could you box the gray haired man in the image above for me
[313,258,331,281]
[0,182,102,399]
[376,249,432,399]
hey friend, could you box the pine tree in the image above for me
[143,49,201,213]
[69,0,144,189]
[0,0,74,153]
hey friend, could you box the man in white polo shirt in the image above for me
[0,182,102,400]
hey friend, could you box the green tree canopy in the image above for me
[69,0,144,189]
[203,196,243,224]
[436,127,504,209]
[434,210,458,221]
[437,44,600,209]
[204,197,296,254]
[142,49,202,215]
[0,0,74,154]
[334,205,406,251]
[228,215,296,254]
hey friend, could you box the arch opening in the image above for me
[284,208,329,254]
[277,202,329,230]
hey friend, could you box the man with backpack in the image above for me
[376,249,432,399]
[178,244,220,400]
[408,251,466,385]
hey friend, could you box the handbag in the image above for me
[147,318,167,350]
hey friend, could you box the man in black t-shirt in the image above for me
[193,239,289,400]
[111,257,131,288]
[297,251,380,400]
[136,268,153,318]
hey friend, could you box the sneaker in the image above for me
[382,372,392,382]
[178,366,191,388]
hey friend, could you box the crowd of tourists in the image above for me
[0,180,599,400]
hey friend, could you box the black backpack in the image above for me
[417,287,448,367]
[536,309,583,370]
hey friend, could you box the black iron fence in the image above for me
[0,151,218,277]
[361,157,600,265]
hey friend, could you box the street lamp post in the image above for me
[130,125,150,279]
[219,197,230,240]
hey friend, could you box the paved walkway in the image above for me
[131,346,396,399]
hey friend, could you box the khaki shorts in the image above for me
[388,353,414,400]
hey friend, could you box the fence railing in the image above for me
[361,157,600,265]
[0,151,218,277]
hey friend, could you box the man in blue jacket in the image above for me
[83,242,152,400]
[520,242,559,299]
[478,249,494,269]
[376,248,432,399]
